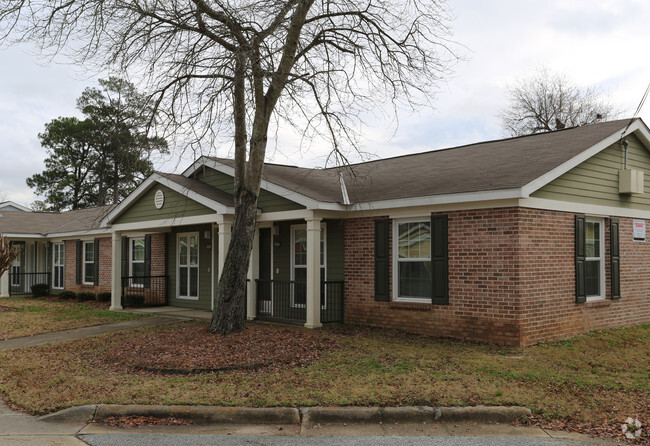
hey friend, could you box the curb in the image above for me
[38,405,530,425]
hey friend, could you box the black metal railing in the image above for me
[321,281,344,323]
[121,275,168,307]
[255,280,344,323]
[8,272,51,296]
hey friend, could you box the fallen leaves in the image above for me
[100,324,336,374]
[99,415,195,428]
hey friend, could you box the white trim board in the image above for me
[519,197,650,220]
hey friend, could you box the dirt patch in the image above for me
[0,305,16,312]
[100,324,335,374]
[99,415,195,428]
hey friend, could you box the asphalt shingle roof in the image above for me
[211,119,633,204]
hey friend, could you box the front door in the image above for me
[178,233,199,300]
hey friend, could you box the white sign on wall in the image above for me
[633,220,646,242]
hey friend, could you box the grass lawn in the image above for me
[0,297,147,340]
[0,321,648,441]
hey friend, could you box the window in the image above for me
[290,224,326,308]
[130,238,145,287]
[178,233,199,299]
[10,256,20,287]
[83,241,95,284]
[53,243,64,289]
[584,219,604,300]
[575,216,606,302]
[394,219,432,301]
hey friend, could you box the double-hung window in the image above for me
[290,224,326,308]
[83,241,95,284]
[53,243,64,289]
[584,219,605,300]
[130,238,145,287]
[576,216,607,302]
[394,219,432,301]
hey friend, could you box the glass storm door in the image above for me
[178,234,199,299]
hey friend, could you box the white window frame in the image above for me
[585,217,606,302]
[10,257,20,287]
[177,232,200,300]
[290,223,327,309]
[52,243,65,289]
[392,218,432,303]
[82,241,95,285]
[129,238,145,288]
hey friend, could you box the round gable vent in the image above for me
[154,189,165,209]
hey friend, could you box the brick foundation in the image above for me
[344,207,650,346]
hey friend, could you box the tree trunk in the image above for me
[209,186,258,334]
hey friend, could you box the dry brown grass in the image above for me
[0,320,648,442]
[0,297,146,340]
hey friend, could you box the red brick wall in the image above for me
[63,237,112,294]
[344,208,523,346]
[63,233,167,296]
[518,209,650,345]
[344,207,650,346]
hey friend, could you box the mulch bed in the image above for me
[100,324,335,375]
[99,415,195,428]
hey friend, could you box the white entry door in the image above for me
[178,233,199,300]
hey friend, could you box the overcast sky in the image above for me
[1,0,649,207]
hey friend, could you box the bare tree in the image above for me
[500,67,618,137]
[0,0,457,334]
[0,235,18,279]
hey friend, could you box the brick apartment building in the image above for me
[2,118,650,346]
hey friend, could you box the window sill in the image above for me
[585,299,612,309]
[389,301,431,311]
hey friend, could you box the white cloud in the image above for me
[0,0,649,202]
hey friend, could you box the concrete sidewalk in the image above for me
[0,400,616,445]
[0,399,87,445]
[0,314,188,350]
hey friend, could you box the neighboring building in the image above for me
[0,201,32,212]
[2,118,650,346]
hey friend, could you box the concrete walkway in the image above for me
[0,314,189,350]
[126,305,213,320]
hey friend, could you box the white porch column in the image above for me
[247,226,259,320]
[305,217,322,329]
[110,231,123,311]
[0,272,8,297]
[216,215,233,280]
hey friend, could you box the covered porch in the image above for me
[102,171,345,328]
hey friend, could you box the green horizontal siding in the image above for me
[532,134,650,209]
[194,167,305,213]
[114,184,215,225]
[167,224,213,310]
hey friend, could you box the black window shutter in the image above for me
[75,240,82,284]
[93,239,100,285]
[575,215,586,303]
[121,236,128,278]
[610,218,620,300]
[431,214,449,305]
[144,234,152,289]
[374,219,390,301]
